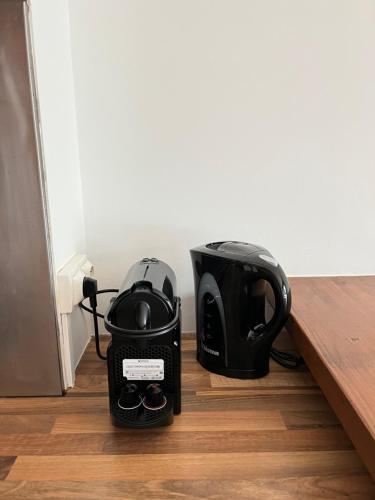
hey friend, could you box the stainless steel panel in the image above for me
[0,0,63,395]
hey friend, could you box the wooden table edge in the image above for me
[286,313,375,480]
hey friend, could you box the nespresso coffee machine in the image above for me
[103,258,181,427]
[190,241,291,379]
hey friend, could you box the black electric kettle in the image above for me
[190,241,291,378]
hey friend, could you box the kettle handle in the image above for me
[252,264,291,342]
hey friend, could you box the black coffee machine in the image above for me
[103,258,181,427]
[190,241,291,379]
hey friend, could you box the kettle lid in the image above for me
[208,241,264,256]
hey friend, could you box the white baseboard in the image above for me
[58,314,74,389]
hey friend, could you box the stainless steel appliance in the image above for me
[0,0,62,396]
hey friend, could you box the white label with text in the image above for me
[122,359,164,380]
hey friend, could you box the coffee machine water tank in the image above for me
[190,242,291,379]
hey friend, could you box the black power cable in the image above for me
[270,347,304,369]
[79,288,118,361]
[79,289,118,318]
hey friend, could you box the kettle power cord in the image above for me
[79,277,118,360]
[270,347,304,369]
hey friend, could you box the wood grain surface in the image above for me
[287,276,375,480]
[0,476,373,500]
[51,410,286,434]
[0,331,374,499]
[6,451,365,481]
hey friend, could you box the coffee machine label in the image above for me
[122,359,164,380]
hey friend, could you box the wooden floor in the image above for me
[0,332,374,499]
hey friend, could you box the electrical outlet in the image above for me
[57,255,94,314]
[72,269,86,306]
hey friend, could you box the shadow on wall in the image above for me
[181,294,195,334]
[69,306,91,369]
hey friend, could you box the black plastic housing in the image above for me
[104,259,181,428]
[190,242,291,379]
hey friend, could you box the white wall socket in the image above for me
[57,254,94,314]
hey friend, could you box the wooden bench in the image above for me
[287,276,375,479]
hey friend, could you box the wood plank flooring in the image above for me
[0,332,374,499]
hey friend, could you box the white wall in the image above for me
[31,0,86,271]
[69,0,375,331]
[30,0,88,369]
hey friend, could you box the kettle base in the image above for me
[198,356,270,380]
